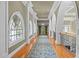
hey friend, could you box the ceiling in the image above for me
[32,1,54,19]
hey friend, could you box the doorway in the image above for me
[38,26,48,35]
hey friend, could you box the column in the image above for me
[27,4,30,44]
[76,2,79,57]
[0,2,8,57]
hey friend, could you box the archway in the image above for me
[56,1,78,56]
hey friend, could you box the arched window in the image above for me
[9,11,25,47]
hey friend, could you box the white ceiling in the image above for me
[32,1,54,19]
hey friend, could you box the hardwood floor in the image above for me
[48,36,76,58]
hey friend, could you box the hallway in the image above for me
[27,35,56,58]
[0,1,79,58]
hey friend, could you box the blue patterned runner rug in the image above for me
[27,35,57,58]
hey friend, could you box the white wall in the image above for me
[0,2,8,57]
